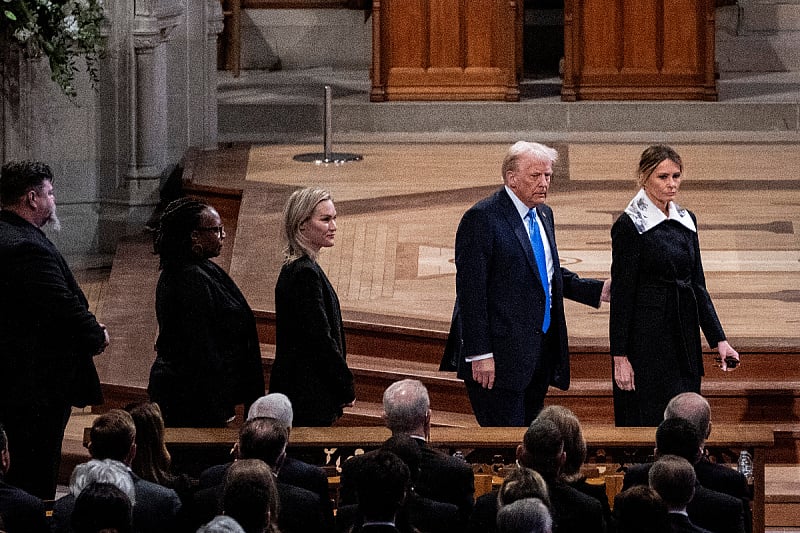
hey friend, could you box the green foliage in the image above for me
[1,0,107,98]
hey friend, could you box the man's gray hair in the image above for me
[197,515,246,533]
[247,393,294,427]
[664,392,711,439]
[69,458,136,505]
[383,379,430,434]
[501,141,559,179]
[496,497,553,533]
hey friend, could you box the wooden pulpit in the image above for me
[370,0,522,101]
[561,0,718,101]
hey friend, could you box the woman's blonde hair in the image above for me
[282,186,332,264]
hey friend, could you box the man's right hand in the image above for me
[472,358,495,389]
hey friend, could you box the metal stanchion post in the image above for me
[294,85,363,164]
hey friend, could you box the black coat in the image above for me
[0,211,105,410]
[610,212,726,426]
[270,256,355,426]
[148,259,264,427]
[0,479,48,533]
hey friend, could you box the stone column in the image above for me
[128,0,183,187]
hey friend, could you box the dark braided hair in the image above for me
[153,197,210,269]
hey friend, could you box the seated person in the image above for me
[649,455,713,533]
[496,498,553,533]
[468,466,551,533]
[71,482,133,533]
[221,459,279,533]
[614,486,671,533]
[351,450,410,533]
[0,423,49,533]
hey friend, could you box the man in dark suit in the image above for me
[376,379,474,518]
[446,142,610,426]
[649,455,713,533]
[190,417,330,533]
[0,424,49,533]
[516,418,606,533]
[51,410,182,533]
[622,418,746,533]
[0,160,109,499]
[664,393,751,502]
[350,450,409,533]
[199,392,330,508]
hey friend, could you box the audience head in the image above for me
[354,450,410,523]
[381,433,422,482]
[89,410,137,465]
[636,144,683,188]
[518,418,565,480]
[0,423,9,476]
[154,197,224,268]
[613,485,671,533]
[654,418,704,465]
[664,392,712,440]
[0,160,59,229]
[536,405,587,482]
[282,186,333,263]
[382,379,431,437]
[496,497,553,533]
[649,454,697,512]
[71,482,133,533]
[247,393,294,428]
[222,459,279,533]
[235,417,289,469]
[69,459,136,505]
[197,516,247,533]
[497,466,551,510]
[124,401,172,486]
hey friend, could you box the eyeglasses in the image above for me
[197,225,225,237]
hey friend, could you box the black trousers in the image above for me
[1,402,71,500]
[466,330,556,427]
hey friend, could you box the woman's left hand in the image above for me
[716,340,740,371]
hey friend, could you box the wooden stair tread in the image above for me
[339,400,479,428]
[766,466,800,502]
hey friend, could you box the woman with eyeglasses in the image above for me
[269,187,355,426]
[147,197,265,427]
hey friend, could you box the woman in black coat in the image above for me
[148,198,265,427]
[269,187,356,426]
[610,145,739,427]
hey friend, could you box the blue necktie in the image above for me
[528,208,550,333]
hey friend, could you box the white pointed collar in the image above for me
[624,188,696,234]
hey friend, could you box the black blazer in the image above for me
[0,211,105,410]
[623,463,746,533]
[448,188,603,393]
[0,479,48,533]
[670,512,715,533]
[270,256,355,426]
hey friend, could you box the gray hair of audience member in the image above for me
[497,466,551,510]
[664,392,711,440]
[382,379,430,434]
[520,418,564,480]
[247,393,294,427]
[501,141,558,180]
[196,515,246,533]
[648,454,697,511]
[496,497,553,533]
[282,186,333,263]
[536,405,587,483]
[69,459,136,506]
[236,417,289,468]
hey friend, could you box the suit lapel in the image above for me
[497,189,539,280]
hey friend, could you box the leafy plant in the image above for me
[1,0,107,98]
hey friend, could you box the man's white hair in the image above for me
[69,458,136,505]
[247,393,294,427]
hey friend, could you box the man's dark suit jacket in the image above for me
[623,463,746,533]
[670,512,714,533]
[198,456,333,529]
[468,478,606,533]
[447,189,603,423]
[339,439,475,519]
[51,471,182,533]
[190,476,329,533]
[0,478,49,533]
